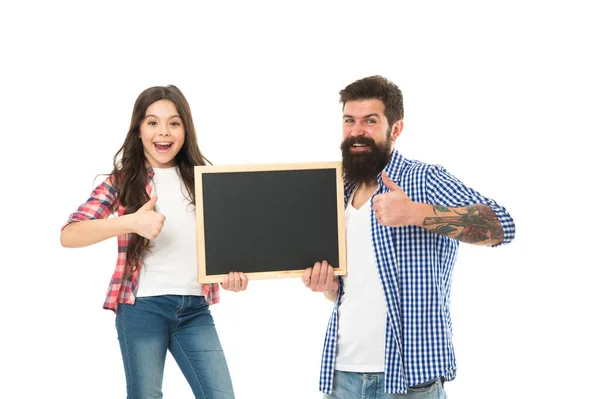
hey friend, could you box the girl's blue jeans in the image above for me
[115,295,235,399]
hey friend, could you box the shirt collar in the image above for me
[377,148,404,187]
[144,160,155,178]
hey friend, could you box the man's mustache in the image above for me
[341,136,377,152]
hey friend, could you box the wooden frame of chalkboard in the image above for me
[194,162,347,283]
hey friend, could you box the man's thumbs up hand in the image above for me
[372,172,414,227]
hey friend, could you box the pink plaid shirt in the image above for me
[62,165,220,312]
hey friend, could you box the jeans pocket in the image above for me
[407,379,438,393]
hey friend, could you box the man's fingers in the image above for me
[318,260,329,288]
[302,268,312,286]
[382,171,400,191]
[310,262,322,289]
[240,272,249,291]
[302,262,337,292]
[326,264,335,287]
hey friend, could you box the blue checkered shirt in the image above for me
[319,149,516,394]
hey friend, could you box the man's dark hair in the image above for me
[339,75,404,127]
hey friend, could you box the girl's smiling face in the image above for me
[139,99,185,168]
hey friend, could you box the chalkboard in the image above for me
[194,162,347,283]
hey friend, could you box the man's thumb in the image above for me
[382,171,400,191]
[141,195,157,211]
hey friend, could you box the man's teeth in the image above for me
[353,144,366,147]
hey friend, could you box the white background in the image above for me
[2,1,598,398]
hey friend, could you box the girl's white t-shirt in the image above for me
[136,166,204,297]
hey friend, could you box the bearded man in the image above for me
[302,75,515,399]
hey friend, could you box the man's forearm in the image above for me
[411,203,504,246]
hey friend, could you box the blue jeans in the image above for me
[324,371,446,399]
[115,295,235,399]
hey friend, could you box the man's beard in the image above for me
[340,134,393,186]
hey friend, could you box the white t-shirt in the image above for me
[136,166,203,297]
[335,189,388,372]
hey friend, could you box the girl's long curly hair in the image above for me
[110,85,210,277]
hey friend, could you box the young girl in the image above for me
[61,85,247,399]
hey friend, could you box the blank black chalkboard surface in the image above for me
[194,162,347,283]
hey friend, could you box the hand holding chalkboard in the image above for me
[220,271,249,292]
[302,261,339,298]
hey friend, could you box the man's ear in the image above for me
[391,120,404,142]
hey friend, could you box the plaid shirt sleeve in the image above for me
[62,176,118,229]
[425,164,516,246]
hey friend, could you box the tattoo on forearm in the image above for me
[424,205,503,244]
